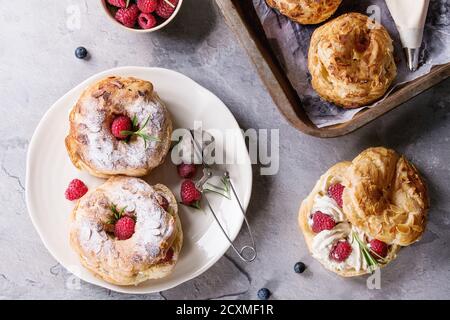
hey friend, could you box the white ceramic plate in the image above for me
[26,67,252,294]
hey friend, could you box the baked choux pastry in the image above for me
[266,0,342,25]
[343,147,428,246]
[65,76,172,178]
[308,13,397,108]
[298,147,428,277]
[69,176,182,286]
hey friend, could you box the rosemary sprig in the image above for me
[352,232,384,273]
[179,176,231,210]
[108,204,127,225]
[179,201,201,210]
[204,176,231,200]
[121,115,160,148]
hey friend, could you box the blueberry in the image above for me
[75,47,88,59]
[257,288,271,300]
[294,262,307,274]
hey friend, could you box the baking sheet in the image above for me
[253,0,450,127]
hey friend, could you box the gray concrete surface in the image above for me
[0,0,449,300]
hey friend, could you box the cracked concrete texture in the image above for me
[0,0,449,300]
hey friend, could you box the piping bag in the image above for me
[385,0,430,72]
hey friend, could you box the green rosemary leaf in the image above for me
[204,177,231,200]
[139,115,151,131]
[112,113,162,149]
[362,247,377,268]
[139,132,160,142]
[110,204,117,216]
[221,176,231,192]
[179,201,202,210]
[120,130,135,137]
[192,200,201,209]
[132,115,139,129]
[352,231,379,272]
[135,132,148,148]
[203,187,231,200]
[110,204,127,222]
[205,182,227,192]
[118,114,160,148]
[136,132,159,149]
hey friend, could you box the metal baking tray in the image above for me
[216,0,450,137]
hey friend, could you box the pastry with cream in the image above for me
[69,176,182,285]
[65,76,172,178]
[298,147,428,276]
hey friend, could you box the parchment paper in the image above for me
[252,0,450,127]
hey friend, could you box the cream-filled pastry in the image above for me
[69,176,182,286]
[299,148,428,277]
[65,76,172,178]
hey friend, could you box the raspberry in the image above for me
[328,183,345,207]
[137,0,158,13]
[368,239,388,258]
[161,248,174,263]
[157,194,169,211]
[114,216,135,240]
[115,4,140,28]
[311,211,336,233]
[156,0,179,19]
[177,163,196,178]
[65,179,88,201]
[138,13,157,29]
[329,240,352,262]
[107,0,126,8]
[180,179,201,207]
[111,115,132,139]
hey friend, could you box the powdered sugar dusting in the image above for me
[75,91,168,171]
[72,177,175,268]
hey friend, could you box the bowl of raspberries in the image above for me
[102,0,182,32]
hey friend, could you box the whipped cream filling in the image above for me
[308,188,369,272]
[311,222,368,272]
[309,194,345,224]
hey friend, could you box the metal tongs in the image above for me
[188,131,257,262]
